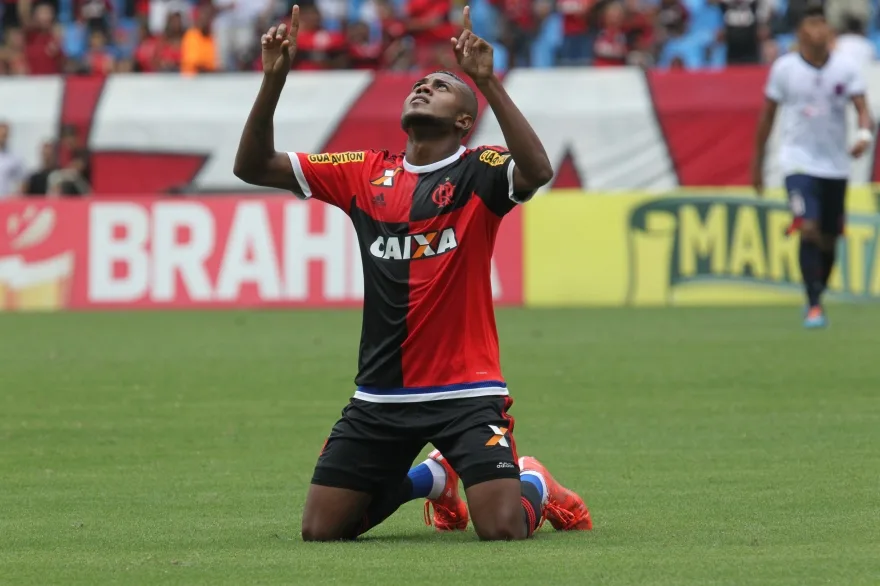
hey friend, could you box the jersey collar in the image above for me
[403,145,466,174]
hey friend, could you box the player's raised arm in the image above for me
[452,6,553,192]
[233,6,300,192]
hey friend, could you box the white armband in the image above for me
[857,128,873,144]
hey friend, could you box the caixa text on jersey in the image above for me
[368,228,458,260]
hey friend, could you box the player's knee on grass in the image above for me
[301,484,371,542]
[301,521,354,542]
[301,505,359,541]
[466,478,528,541]
[472,506,528,541]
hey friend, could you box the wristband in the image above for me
[857,128,873,143]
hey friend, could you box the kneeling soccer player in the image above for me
[234,5,592,540]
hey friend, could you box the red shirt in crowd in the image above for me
[406,0,455,45]
[593,28,628,66]
[623,10,654,50]
[293,29,347,71]
[382,17,407,41]
[136,35,182,72]
[348,41,383,70]
[135,35,160,72]
[558,0,592,36]
[87,50,114,75]
[25,30,64,74]
[133,0,149,18]
[157,40,181,71]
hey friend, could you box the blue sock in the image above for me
[407,459,445,500]
[520,471,547,504]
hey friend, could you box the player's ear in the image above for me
[455,113,474,136]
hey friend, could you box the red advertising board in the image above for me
[0,197,523,311]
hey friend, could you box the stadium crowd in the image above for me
[0,0,877,77]
[0,0,877,198]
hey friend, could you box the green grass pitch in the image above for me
[2,307,879,585]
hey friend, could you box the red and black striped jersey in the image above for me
[287,145,534,403]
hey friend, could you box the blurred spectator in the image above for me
[160,11,185,70]
[2,0,22,30]
[593,2,629,66]
[58,123,84,169]
[0,27,29,74]
[354,0,380,25]
[375,0,410,70]
[291,3,347,70]
[21,0,65,75]
[0,122,25,199]
[827,0,870,32]
[347,21,382,69]
[714,0,768,64]
[23,140,58,196]
[47,148,91,196]
[83,29,116,74]
[76,0,114,33]
[376,0,406,41]
[135,13,185,72]
[655,0,690,46]
[149,0,190,35]
[558,0,593,65]
[213,0,273,71]
[316,0,348,25]
[622,0,653,65]
[181,4,218,74]
[834,15,875,68]
[146,10,186,71]
[493,0,553,68]
[122,0,143,19]
[133,18,160,71]
[405,0,456,69]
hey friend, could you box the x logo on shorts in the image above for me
[485,425,509,447]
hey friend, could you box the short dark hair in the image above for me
[434,70,479,119]
[799,1,825,25]
[844,14,864,35]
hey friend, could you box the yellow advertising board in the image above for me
[524,188,880,307]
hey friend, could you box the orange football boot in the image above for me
[423,450,469,531]
[520,456,592,531]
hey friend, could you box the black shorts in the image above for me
[785,174,847,236]
[311,396,520,493]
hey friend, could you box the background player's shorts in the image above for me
[311,396,520,494]
[784,174,847,236]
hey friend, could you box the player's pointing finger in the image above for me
[463,5,472,31]
[290,4,300,38]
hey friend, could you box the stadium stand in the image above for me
[1,0,876,76]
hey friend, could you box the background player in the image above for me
[751,2,873,328]
[233,6,592,540]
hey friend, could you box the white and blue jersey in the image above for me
[765,51,866,179]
